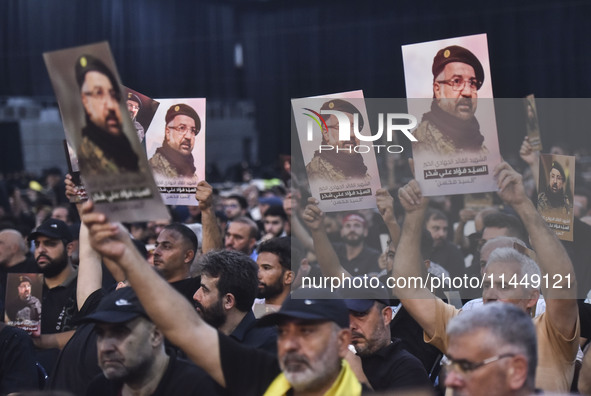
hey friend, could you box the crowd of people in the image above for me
[0,129,591,395]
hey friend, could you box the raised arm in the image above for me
[519,136,540,191]
[494,162,577,337]
[391,180,439,338]
[301,197,351,278]
[195,180,223,253]
[376,188,400,248]
[81,201,226,387]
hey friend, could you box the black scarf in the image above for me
[82,121,139,171]
[422,100,484,150]
[155,142,196,177]
[315,150,368,178]
[544,185,566,208]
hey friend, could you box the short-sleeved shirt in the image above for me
[425,298,579,392]
[42,269,79,334]
[230,310,277,354]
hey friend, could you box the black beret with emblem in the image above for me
[165,104,201,132]
[18,275,32,285]
[126,92,142,108]
[432,45,484,88]
[75,54,121,94]
[319,99,364,130]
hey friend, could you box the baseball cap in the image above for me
[342,281,391,313]
[257,288,349,329]
[83,287,148,324]
[28,218,73,243]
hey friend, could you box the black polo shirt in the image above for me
[360,338,431,391]
[230,310,277,354]
[42,269,79,334]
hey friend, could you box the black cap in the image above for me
[28,218,73,243]
[75,54,120,94]
[126,91,142,108]
[257,288,349,329]
[84,287,147,324]
[165,104,201,132]
[320,99,364,130]
[432,45,484,88]
[342,280,391,313]
[18,275,32,285]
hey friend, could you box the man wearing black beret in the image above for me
[125,90,145,142]
[413,45,488,156]
[149,103,201,182]
[305,98,370,182]
[537,159,572,214]
[75,54,139,175]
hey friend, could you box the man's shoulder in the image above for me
[149,151,181,178]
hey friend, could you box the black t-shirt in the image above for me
[86,348,221,396]
[0,324,38,394]
[230,310,277,354]
[333,243,381,276]
[46,288,105,395]
[41,274,79,334]
[360,338,431,391]
[171,276,201,306]
[219,332,280,396]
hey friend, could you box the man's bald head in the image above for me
[0,229,28,267]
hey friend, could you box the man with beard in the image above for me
[260,205,288,242]
[84,287,219,396]
[344,294,430,392]
[253,237,293,318]
[5,275,41,324]
[67,202,365,395]
[413,45,487,156]
[305,99,370,182]
[28,218,79,335]
[75,54,140,175]
[126,90,144,142]
[333,213,381,276]
[192,250,277,353]
[149,104,200,182]
[424,208,465,280]
[537,160,572,214]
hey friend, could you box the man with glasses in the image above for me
[76,54,140,175]
[393,162,579,392]
[442,302,537,395]
[413,45,488,156]
[149,103,201,183]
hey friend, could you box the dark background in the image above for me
[2,0,590,169]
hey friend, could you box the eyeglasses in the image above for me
[83,88,121,103]
[167,124,197,135]
[441,353,515,374]
[436,77,481,92]
[127,103,140,111]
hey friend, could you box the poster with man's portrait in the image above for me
[537,154,575,241]
[145,98,206,206]
[401,33,502,196]
[43,42,170,222]
[123,86,160,145]
[292,90,382,212]
[4,273,43,336]
[524,94,543,151]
